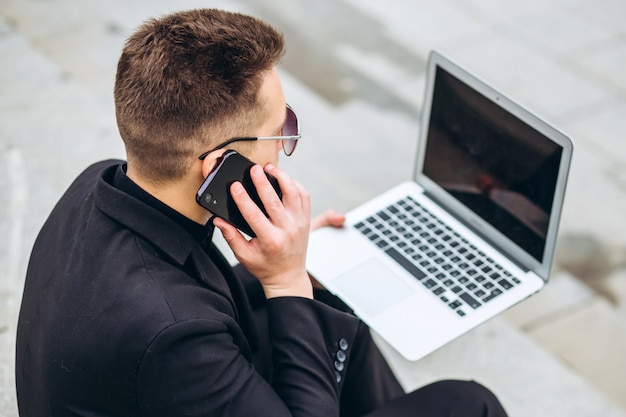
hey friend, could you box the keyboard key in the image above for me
[483,289,503,303]
[460,292,481,309]
[384,247,426,281]
[378,211,391,221]
[498,278,514,290]
[375,240,388,249]
[424,279,437,289]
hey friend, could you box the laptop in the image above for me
[305,50,573,361]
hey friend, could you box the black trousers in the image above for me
[250,287,509,417]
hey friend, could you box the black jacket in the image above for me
[16,160,360,416]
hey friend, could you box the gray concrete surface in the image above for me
[2,0,626,416]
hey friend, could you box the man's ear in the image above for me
[200,150,225,178]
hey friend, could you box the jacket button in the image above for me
[335,371,342,383]
[334,360,345,372]
[338,338,349,351]
[336,350,346,362]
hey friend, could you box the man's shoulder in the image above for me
[74,159,124,187]
[52,159,124,208]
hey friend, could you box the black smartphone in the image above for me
[196,150,282,237]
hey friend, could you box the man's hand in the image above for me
[214,164,313,299]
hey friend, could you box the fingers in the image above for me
[225,164,310,238]
[249,165,285,218]
[260,164,306,215]
[310,209,346,231]
[251,164,310,226]
[230,174,273,236]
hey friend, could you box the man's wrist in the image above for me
[262,275,314,299]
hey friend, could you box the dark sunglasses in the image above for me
[198,104,300,160]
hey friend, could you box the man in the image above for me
[15,8,508,416]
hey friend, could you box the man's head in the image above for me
[114,9,286,185]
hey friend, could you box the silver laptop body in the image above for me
[306,50,573,361]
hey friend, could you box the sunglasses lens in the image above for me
[284,107,298,136]
[282,106,299,156]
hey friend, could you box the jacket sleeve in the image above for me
[136,297,360,417]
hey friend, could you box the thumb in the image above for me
[214,217,249,254]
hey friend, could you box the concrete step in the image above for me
[504,270,626,411]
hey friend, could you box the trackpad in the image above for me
[333,258,415,317]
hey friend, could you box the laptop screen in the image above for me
[423,66,563,262]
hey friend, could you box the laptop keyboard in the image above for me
[354,196,521,317]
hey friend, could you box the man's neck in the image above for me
[126,166,211,225]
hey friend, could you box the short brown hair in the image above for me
[114,9,285,183]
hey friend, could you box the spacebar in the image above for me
[385,248,426,281]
